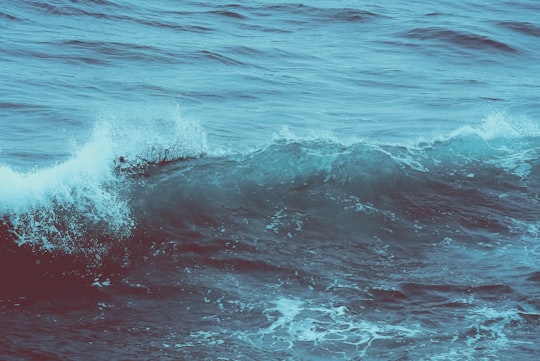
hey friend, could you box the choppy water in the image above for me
[2,1,540,360]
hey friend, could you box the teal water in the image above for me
[1,1,540,360]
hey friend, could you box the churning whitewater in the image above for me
[2,0,540,360]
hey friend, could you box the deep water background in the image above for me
[1,1,540,360]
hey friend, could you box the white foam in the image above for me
[0,127,114,214]
[234,297,421,358]
[448,111,539,141]
[0,127,133,256]
[97,104,207,170]
[1,105,206,256]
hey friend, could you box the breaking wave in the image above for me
[1,110,538,292]
[0,108,207,290]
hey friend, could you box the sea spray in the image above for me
[97,104,208,173]
[0,127,133,266]
[0,106,210,280]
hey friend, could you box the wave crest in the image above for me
[100,106,207,173]
[0,106,206,265]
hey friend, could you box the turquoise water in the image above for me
[1,1,540,360]
[2,1,539,165]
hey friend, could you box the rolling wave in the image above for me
[1,111,538,294]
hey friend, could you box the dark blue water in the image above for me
[2,1,540,360]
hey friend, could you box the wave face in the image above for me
[2,0,540,360]
[138,116,540,248]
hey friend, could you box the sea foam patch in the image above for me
[234,297,421,359]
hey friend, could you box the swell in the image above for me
[0,11,21,22]
[56,40,178,65]
[368,283,515,309]
[498,21,540,38]
[170,4,381,24]
[26,0,123,18]
[5,40,178,67]
[262,4,380,23]
[404,27,518,54]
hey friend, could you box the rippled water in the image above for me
[1,1,540,360]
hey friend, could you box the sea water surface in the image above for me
[1,1,540,360]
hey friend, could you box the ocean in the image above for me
[1,1,540,360]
